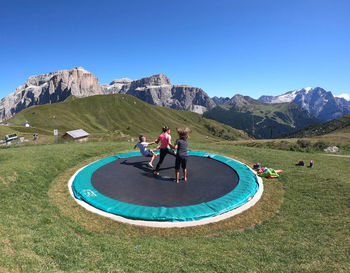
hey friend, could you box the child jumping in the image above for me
[154,125,176,175]
[174,128,191,183]
[134,135,158,168]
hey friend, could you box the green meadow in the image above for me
[0,94,349,272]
[0,139,349,272]
[4,94,248,142]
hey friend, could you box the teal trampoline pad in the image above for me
[71,151,260,222]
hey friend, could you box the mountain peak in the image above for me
[230,94,256,105]
[258,87,350,121]
[138,73,171,86]
[100,73,215,114]
[109,78,132,85]
[0,68,102,121]
[335,93,350,101]
[214,94,258,109]
[24,67,94,87]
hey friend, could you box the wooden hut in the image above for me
[62,129,89,142]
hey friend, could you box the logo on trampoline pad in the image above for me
[82,189,97,198]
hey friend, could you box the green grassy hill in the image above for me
[0,141,349,272]
[3,94,249,142]
[204,100,319,139]
[284,113,350,138]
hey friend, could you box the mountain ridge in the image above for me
[0,67,102,121]
[101,73,215,114]
[258,87,350,121]
[1,67,348,137]
[204,95,319,138]
[0,68,215,122]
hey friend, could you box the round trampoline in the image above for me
[70,151,263,227]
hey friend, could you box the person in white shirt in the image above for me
[134,135,158,167]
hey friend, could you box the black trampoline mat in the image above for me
[91,155,239,207]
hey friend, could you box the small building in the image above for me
[62,129,89,142]
[21,121,30,127]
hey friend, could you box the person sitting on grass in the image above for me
[174,128,191,183]
[134,135,158,168]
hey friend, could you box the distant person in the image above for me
[154,125,176,175]
[174,128,191,183]
[134,135,158,168]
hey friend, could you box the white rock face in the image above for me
[0,70,215,121]
[0,67,102,121]
[101,74,216,114]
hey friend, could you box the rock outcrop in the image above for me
[0,67,102,121]
[212,96,231,106]
[0,69,215,121]
[222,94,258,109]
[101,74,216,114]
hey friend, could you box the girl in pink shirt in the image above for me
[154,125,176,174]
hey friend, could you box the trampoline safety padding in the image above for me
[70,151,263,225]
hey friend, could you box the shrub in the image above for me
[313,141,329,151]
[297,139,311,148]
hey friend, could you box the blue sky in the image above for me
[0,0,349,99]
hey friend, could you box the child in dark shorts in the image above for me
[174,128,191,183]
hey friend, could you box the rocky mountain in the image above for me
[101,74,216,114]
[0,67,102,122]
[219,94,259,109]
[258,87,350,121]
[212,96,231,106]
[0,69,215,122]
[204,95,319,138]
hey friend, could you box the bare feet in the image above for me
[183,177,187,182]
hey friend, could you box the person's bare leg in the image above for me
[183,168,187,181]
[149,151,157,167]
[148,155,156,168]
[175,170,180,183]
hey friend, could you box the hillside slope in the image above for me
[284,113,350,138]
[5,94,249,141]
[204,95,319,139]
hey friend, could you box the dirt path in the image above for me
[321,154,350,158]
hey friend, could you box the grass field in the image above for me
[2,94,248,143]
[0,140,349,272]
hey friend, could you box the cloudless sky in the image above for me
[0,0,349,99]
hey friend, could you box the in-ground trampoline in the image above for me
[69,151,263,227]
